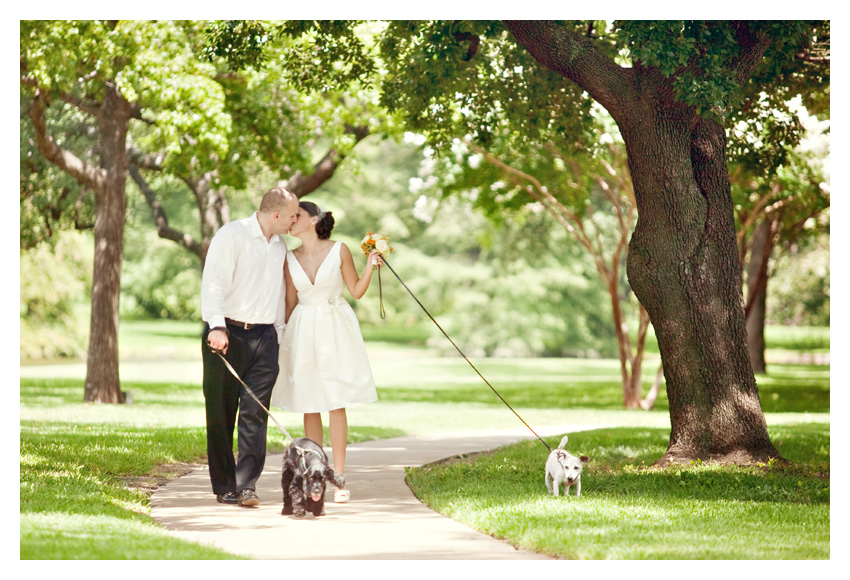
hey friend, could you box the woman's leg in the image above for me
[303,413,324,445]
[328,408,348,477]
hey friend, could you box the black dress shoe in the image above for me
[216,491,238,504]
[238,488,260,507]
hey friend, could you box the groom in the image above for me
[200,186,299,506]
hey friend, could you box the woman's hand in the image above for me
[369,252,384,268]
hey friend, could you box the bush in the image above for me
[120,231,202,320]
[768,235,829,326]
[20,232,91,360]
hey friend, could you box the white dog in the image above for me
[544,435,589,497]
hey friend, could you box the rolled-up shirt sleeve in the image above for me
[201,228,236,331]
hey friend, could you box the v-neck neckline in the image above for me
[292,241,337,285]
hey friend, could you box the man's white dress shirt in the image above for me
[201,212,287,341]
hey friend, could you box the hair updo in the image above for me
[300,201,335,240]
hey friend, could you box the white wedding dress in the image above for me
[271,241,378,413]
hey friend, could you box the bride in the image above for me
[271,201,382,503]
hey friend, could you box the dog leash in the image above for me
[381,257,552,453]
[210,348,296,443]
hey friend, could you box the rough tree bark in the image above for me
[505,20,783,466]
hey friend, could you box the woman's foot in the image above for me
[334,488,350,503]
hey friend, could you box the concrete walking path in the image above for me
[150,425,591,560]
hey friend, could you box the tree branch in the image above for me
[128,148,166,171]
[27,89,106,193]
[57,91,103,119]
[285,124,370,197]
[728,21,773,87]
[129,164,204,258]
[503,20,634,123]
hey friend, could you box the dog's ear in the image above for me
[580,455,589,463]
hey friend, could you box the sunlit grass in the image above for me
[19,379,402,560]
[406,425,830,559]
[20,512,242,559]
[20,320,830,559]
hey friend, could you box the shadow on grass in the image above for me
[405,426,830,558]
[410,426,830,511]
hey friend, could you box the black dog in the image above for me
[281,437,345,518]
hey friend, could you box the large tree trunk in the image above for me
[505,20,783,467]
[623,110,782,466]
[84,86,132,404]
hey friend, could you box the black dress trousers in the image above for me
[202,322,280,496]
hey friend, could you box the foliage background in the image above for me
[19,19,829,362]
[20,133,828,360]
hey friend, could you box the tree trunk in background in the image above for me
[27,81,132,404]
[84,85,133,404]
[745,219,774,374]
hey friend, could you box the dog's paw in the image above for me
[282,505,293,515]
[294,508,306,518]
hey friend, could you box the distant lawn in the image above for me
[374,357,829,415]
[406,424,830,559]
[764,325,829,352]
[627,323,829,356]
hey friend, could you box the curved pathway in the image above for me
[150,425,596,560]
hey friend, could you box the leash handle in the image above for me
[381,257,552,453]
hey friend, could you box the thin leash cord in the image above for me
[378,266,386,319]
[381,257,552,453]
[212,350,296,443]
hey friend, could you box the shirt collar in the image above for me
[249,212,280,244]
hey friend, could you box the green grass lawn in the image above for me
[19,379,402,560]
[406,424,830,559]
[20,320,829,559]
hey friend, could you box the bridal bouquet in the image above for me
[361,232,392,319]
[360,232,393,258]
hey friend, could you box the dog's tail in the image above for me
[557,435,569,449]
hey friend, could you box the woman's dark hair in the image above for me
[300,201,335,240]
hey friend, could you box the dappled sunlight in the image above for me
[406,425,829,558]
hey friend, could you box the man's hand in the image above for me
[207,328,229,355]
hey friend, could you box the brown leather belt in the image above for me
[225,318,266,330]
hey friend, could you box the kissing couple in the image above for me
[201,186,383,507]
